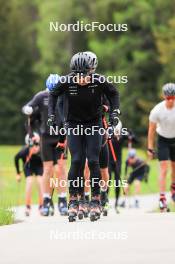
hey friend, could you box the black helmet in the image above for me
[70,51,98,73]
[162,83,175,96]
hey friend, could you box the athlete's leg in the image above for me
[170,161,175,182]
[36,175,43,207]
[40,135,55,197]
[67,131,84,198]
[159,161,169,193]
[170,161,175,201]
[56,159,67,194]
[25,176,33,208]
[100,168,109,190]
[84,160,90,195]
[134,179,141,195]
[86,131,102,198]
[43,161,54,194]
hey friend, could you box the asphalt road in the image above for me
[0,194,175,264]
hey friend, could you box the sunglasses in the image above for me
[165,96,175,100]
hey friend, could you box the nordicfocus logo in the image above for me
[50,125,128,137]
[49,21,128,32]
[59,74,128,84]
[50,229,128,240]
[50,178,128,189]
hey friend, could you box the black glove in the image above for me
[47,115,55,126]
[110,109,121,126]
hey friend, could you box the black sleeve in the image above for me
[102,81,120,113]
[28,92,43,109]
[48,83,65,116]
[22,92,42,114]
[57,95,64,122]
[14,148,28,174]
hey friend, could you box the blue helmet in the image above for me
[128,149,136,158]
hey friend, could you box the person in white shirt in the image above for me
[148,83,175,211]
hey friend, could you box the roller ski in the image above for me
[101,190,109,216]
[25,205,31,217]
[42,197,54,216]
[78,199,89,220]
[89,199,101,222]
[68,200,78,222]
[170,183,175,202]
[159,194,170,212]
[58,197,68,216]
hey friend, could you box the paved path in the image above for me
[0,194,175,264]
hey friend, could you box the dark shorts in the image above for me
[40,134,67,163]
[127,165,149,185]
[157,135,175,161]
[24,167,43,177]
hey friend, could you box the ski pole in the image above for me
[102,116,125,195]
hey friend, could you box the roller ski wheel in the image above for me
[78,210,84,220]
[100,191,109,216]
[78,200,89,220]
[159,195,169,213]
[84,211,89,218]
[160,207,170,213]
[50,205,55,216]
[89,199,101,222]
[25,206,31,217]
[58,197,68,216]
[68,200,78,222]
[102,203,109,216]
[103,209,108,216]
[68,213,77,222]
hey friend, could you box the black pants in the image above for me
[67,121,102,197]
[108,158,121,203]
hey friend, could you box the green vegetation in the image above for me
[0,146,172,206]
[0,204,15,226]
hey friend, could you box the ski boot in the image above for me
[170,183,175,202]
[50,199,55,216]
[135,199,139,208]
[159,194,170,212]
[89,199,101,222]
[100,191,109,216]
[38,204,43,215]
[78,199,89,220]
[42,197,54,216]
[25,205,31,217]
[119,200,126,208]
[58,197,68,216]
[68,200,79,222]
